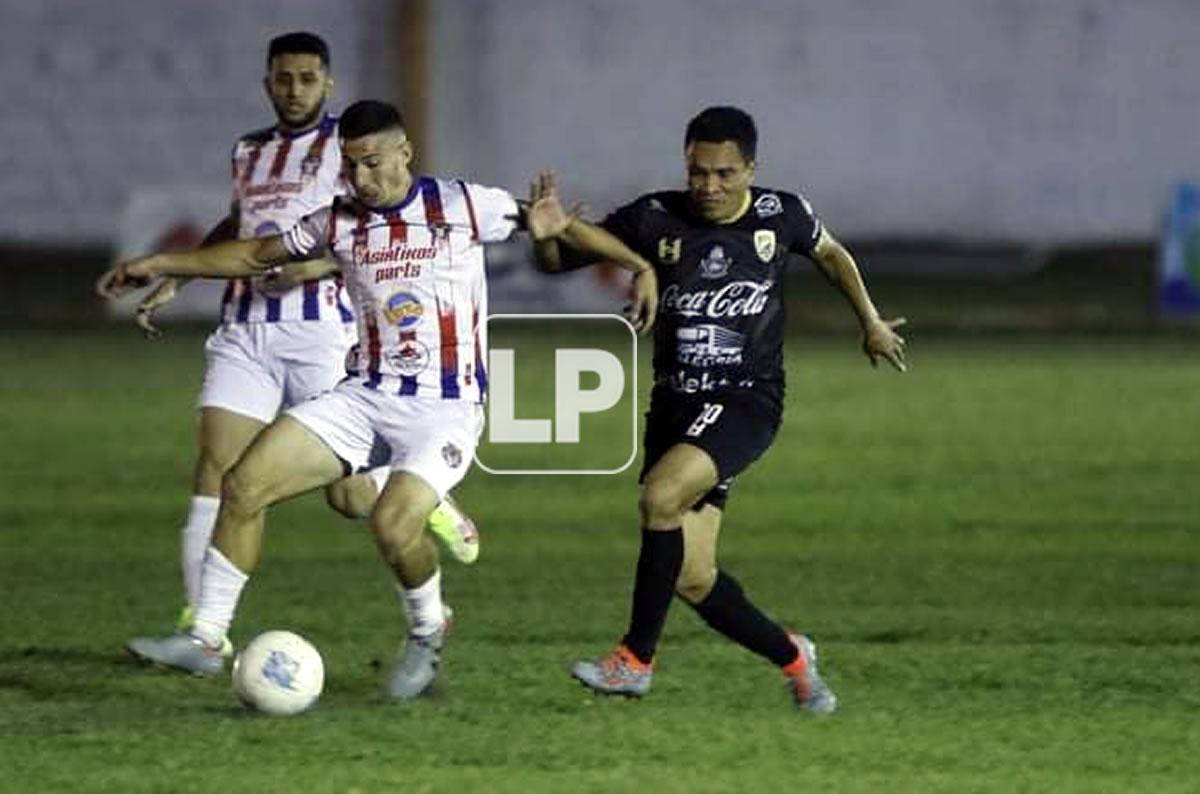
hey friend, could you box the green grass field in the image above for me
[2,328,1199,793]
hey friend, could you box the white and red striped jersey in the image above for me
[221,113,352,324]
[282,176,518,402]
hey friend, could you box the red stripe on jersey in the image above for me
[267,137,293,180]
[439,297,459,398]
[387,213,408,244]
[366,315,382,373]
[239,145,263,187]
[420,179,445,228]
[300,118,335,175]
[458,180,480,241]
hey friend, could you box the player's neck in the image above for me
[712,190,753,225]
[276,113,325,136]
[375,174,415,208]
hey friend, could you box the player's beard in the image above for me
[275,99,325,132]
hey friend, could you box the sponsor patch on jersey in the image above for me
[382,292,424,328]
[754,193,783,218]
[658,237,681,264]
[754,230,777,263]
[699,245,732,279]
[441,442,463,468]
[386,338,430,375]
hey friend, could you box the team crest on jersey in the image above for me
[754,193,783,218]
[441,442,463,468]
[699,245,732,279]
[657,237,681,264]
[300,155,322,178]
[754,230,777,263]
[382,292,424,328]
[387,338,430,375]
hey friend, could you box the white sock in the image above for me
[396,569,445,638]
[191,547,248,648]
[181,496,221,609]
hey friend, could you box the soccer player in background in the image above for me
[97,100,658,698]
[534,106,907,712]
[128,33,479,659]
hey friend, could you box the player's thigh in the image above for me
[224,415,346,510]
[196,407,267,479]
[678,505,722,602]
[641,443,720,522]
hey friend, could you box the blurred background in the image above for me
[5,0,1200,329]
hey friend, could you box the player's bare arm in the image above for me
[260,257,340,296]
[96,235,292,299]
[527,170,659,332]
[811,227,908,372]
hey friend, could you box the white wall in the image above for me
[0,0,384,242]
[428,0,1200,243]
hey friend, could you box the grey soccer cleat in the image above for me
[570,644,654,697]
[387,621,450,700]
[127,632,226,677]
[785,634,837,714]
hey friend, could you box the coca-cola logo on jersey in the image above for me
[661,280,773,319]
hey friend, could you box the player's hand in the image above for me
[526,170,580,240]
[135,278,180,339]
[862,316,907,372]
[95,256,156,299]
[627,268,658,334]
[260,267,302,297]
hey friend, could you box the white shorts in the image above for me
[286,380,484,499]
[198,321,354,424]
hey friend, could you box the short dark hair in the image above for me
[338,100,406,139]
[685,106,757,162]
[267,31,330,68]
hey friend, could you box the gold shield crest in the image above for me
[754,230,776,262]
[657,237,681,264]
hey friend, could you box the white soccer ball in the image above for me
[232,630,324,716]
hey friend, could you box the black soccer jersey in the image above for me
[600,186,822,405]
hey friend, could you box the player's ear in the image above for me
[399,137,414,167]
[324,75,334,98]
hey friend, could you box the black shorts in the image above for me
[639,386,781,511]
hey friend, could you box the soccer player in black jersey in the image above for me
[535,106,906,712]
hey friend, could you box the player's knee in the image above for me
[220,465,270,516]
[325,478,375,520]
[195,448,238,494]
[368,500,424,549]
[640,478,689,526]
[676,564,717,604]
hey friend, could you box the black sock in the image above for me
[621,527,684,664]
[688,570,798,667]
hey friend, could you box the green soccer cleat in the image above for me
[174,606,235,659]
[424,495,479,565]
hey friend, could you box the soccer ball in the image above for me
[231,631,324,716]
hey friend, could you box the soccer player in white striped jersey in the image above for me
[129,33,479,657]
[97,99,658,698]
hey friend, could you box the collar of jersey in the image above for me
[274,113,334,141]
[365,176,425,215]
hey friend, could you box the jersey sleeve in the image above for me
[282,206,333,260]
[783,191,823,256]
[466,184,519,243]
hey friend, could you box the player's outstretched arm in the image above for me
[812,229,907,372]
[526,170,658,331]
[96,236,291,299]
